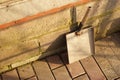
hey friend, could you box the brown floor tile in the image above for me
[53,66,72,80]
[81,56,106,80]
[17,64,35,80]
[47,55,63,69]
[27,76,37,80]
[2,69,19,80]
[67,61,85,78]
[74,74,89,80]
[33,59,54,80]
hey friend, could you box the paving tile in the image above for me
[47,55,63,69]
[53,66,72,80]
[74,74,89,80]
[33,59,54,80]
[27,76,37,80]
[67,61,85,78]
[17,64,35,80]
[60,53,69,64]
[95,40,119,80]
[81,56,106,80]
[2,69,19,80]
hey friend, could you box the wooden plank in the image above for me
[66,28,94,63]
[32,59,54,80]
[46,55,63,69]
[95,40,118,80]
[74,74,89,80]
[67,61,85,78]
[17,64,35,80]
[2,69,19,80]
[81,56,106,80]
[53,66,72,80]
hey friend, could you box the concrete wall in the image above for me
[0,0,120,73]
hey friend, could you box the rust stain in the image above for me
[0,0,91,29]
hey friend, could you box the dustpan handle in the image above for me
[81,6,91,25]
[76,7,91,35]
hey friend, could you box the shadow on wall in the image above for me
[88,0,120,40]
[98,0,120,39]
[106,18,120,35]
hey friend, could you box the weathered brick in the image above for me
[33,60,54,80]
[2,69,19,80]
[53,66,72,80]
[17,64,35,80]
[47,55,63,69]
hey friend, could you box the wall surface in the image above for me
[0,0,120,73]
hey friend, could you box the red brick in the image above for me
[81,56,106,80]
[2,69,19,80]
[47,55,63,69]
[74,74,89,80]
[27,77,37,80]
[67,61,85,78]
[33,60,54,80]
[53,66,72,80]
[17,64,35,80]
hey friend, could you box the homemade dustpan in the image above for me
[66,7,95,64]
[66,27,94,63]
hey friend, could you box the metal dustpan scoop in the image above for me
[66,7,95,64]
[66,27,94,63]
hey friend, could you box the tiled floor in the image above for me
[0,32,120,80]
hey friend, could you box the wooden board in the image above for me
[66,28,94,63]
